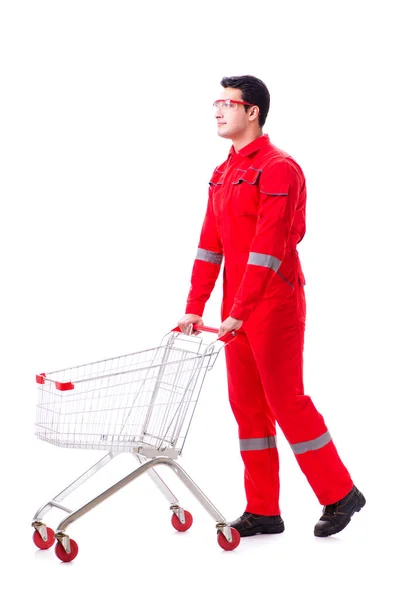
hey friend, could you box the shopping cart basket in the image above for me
[32,324,240,561]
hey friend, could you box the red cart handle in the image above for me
[193,324,219,334]
[171,324,237,344]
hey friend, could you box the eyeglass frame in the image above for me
[213,99,254,110]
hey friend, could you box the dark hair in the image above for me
[220,75,270,127]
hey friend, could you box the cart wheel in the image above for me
[217,528,240,551]
[33,527,55,550]
[171,510,193,532]
[55,539,79,563]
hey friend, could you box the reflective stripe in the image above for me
[290,431,332,455]
[196,248,223,265]
[248,252,281,272]
[240,436,277,451]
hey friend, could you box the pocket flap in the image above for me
[260,182,289,196]
[232,167,262,185]
[209,168,225,186]
[298,264,306,286]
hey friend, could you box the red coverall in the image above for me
[185,134,353,515]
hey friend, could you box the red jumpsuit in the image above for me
[185,134,353,515]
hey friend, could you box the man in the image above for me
[178,75,365,538]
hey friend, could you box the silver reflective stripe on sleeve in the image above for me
[240,436,277,451]
[290,431,332,455]
[196,248,223,265]
[248,252,281,272]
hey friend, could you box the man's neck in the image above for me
[232,130,263,153]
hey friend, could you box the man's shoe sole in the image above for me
[237,523,285,537]
[314,493,366,537]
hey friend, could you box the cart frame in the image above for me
[32,325,240,559]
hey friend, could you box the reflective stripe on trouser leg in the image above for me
[224,329,281,516]
[290,431,331,455]
[240,436,277,451]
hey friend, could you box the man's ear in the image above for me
[248,106,259,122]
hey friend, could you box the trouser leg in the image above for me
[224,330,280,515]
[247,318,353,506]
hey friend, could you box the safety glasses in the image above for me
[213,99,253,111]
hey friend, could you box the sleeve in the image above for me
[185,187,223,317]
[230,159,301,321]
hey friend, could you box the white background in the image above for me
[1,0,399,597]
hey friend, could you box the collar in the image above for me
[229,133,270,158]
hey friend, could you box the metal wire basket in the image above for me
[35,327,226,457]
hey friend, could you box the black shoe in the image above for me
[228,512,285,537]
[314,485,366,537]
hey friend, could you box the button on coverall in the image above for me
[185,134,353,515]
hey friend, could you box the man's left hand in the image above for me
[218,316,243,338]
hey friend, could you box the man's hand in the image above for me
[218,316,243,338]
[177,314,204,335]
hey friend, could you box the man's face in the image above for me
[214,87,252,140]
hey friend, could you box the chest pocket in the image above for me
[231,167,262,216]
[209,169,225,186]
[259,182,290,221]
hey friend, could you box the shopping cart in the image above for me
[32,324,240,561]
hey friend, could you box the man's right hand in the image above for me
[177,314,204,335]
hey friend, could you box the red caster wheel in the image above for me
[217,527,240,551]
[55,539,79,563]
[171,510,193,532]
[33,527,55,550]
